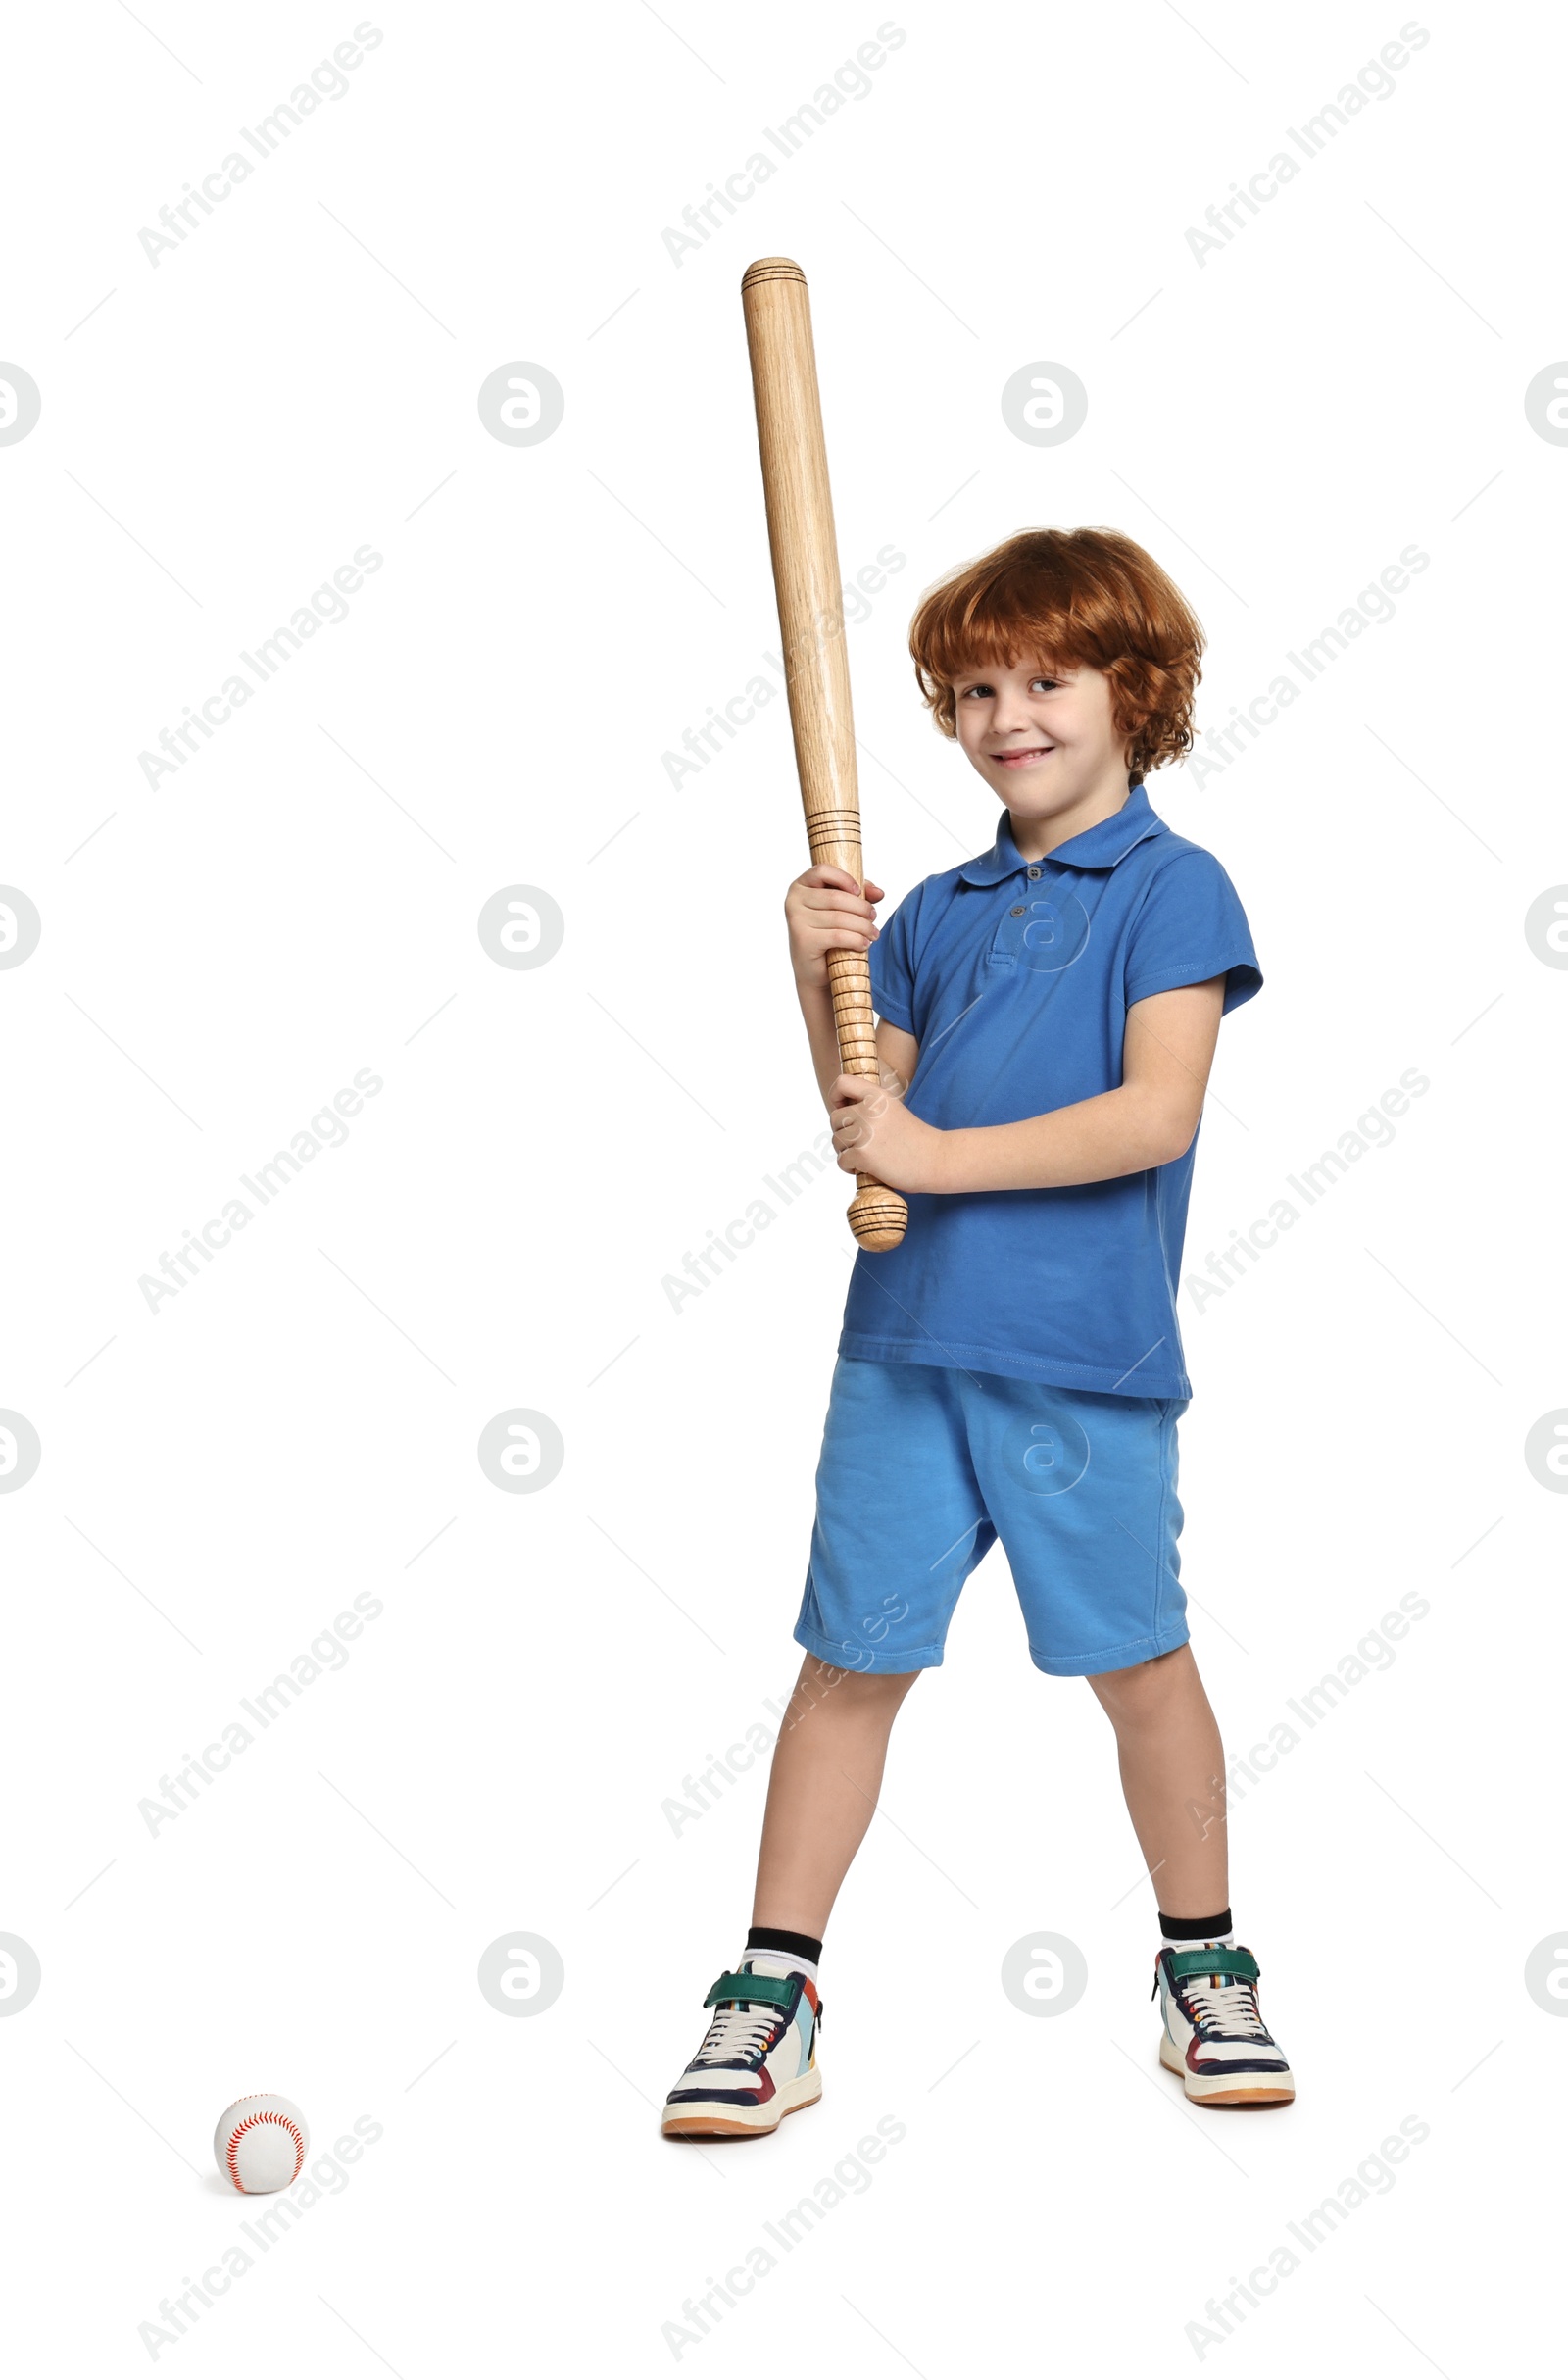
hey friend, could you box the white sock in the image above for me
[743,1944,819,1986]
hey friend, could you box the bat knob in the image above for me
[848,1182,908,1251]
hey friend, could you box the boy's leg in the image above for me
[663,1357,972,2141]
[662,1654,920,2139]
[1087,1643,1226,1914]
[752,1655,923,1938]
[1091,1645,1294,2107]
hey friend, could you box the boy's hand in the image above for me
[785,865,883,989]
[829,1070,949,1195]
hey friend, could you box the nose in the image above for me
[990,690,1036,736]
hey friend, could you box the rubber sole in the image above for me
[1160,2035,1295,2107]
[662,2068,822,2140]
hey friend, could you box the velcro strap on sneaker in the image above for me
[1167,1945,1260,1986]
[704,1970,795,2011]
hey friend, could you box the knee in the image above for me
[1090,1647,1183,1727]
[792,1657,922,1714]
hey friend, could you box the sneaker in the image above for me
[661,1958,823,2139]
[1153,1943,1295,2107]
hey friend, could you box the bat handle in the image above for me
[826,945,908,1251]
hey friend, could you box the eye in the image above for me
[958,681,993,701]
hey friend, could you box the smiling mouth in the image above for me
[989,745,1054,768]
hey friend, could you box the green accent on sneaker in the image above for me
[703,1970,795,2011]
[1166,1945,1260,1986]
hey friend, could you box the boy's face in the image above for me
[951,655,1129,823]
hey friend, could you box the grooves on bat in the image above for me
[849,1184,908,1252]
[741,257,808,291]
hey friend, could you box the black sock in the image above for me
[746,1924,823,1965]
[1156,1908,1233,1942]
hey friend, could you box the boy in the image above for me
[662,527,1293,2136]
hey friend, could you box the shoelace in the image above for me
[693,2001,778,2067]
[1181,1976,1269,2039]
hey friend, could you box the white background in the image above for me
[2,0,1562,2370]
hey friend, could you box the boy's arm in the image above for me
[875,1017,920,1097]
[828,976,1228,1193]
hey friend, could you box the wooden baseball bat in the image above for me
[740,257,908,1254]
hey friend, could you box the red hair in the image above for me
[908,527,1204,783]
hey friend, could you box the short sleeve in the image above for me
[1124,850,1263,1016]
[868,885,919,1033]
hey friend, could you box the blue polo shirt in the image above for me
[841,781,1261,1399]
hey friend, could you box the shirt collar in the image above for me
[957,781,1169,885]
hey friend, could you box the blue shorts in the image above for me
[794,1357,1191,1678]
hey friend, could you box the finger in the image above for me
[862,878,885,904]
[803,899,877,930]
[801,866,862,894]
[800,922,878,951]
[800,885,878,920]
[808,923,877,951]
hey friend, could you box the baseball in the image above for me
[213,2095,310,2194]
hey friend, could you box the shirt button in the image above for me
[1027,866,1042,879]
[1009,904,1025,917]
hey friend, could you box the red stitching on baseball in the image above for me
[224,2109,306,2192]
